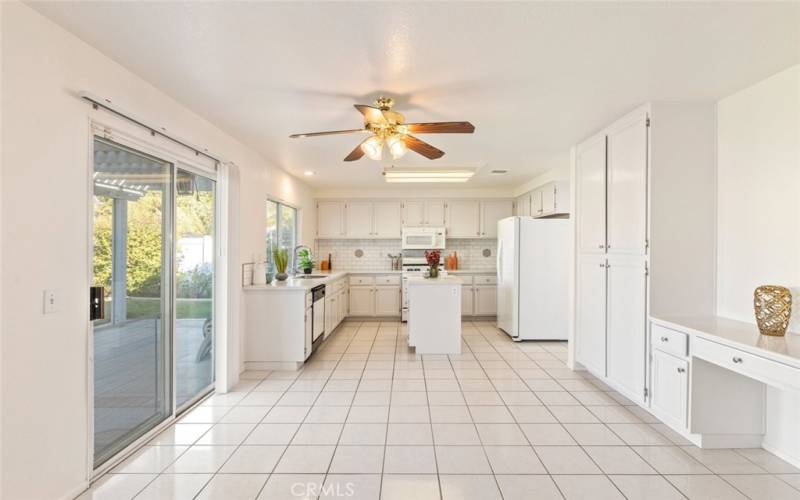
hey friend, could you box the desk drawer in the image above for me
[474,275,497,285]
[651,324,688,358]
[350,275,375,286]
[693,337,800,392]
[375,274,400,285]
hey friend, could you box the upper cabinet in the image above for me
[515,181,570,220]
[317,200,346,238]
[373,201,402,238]
[480,200,513,238]
[317,198,512,240]
[576,135,607,253]
[402,200,446,227]
[446,200,480,237]
[346,201,374,238]
[515,194,531,217]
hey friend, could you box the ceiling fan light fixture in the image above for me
[386,135,408,159]
[361,136,383,160]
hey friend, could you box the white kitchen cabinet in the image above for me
[375,286,400,316]
[531,189,543,216]
[515,194,531,217]
[446,200,480,238]
[606,254,648,405]
[349,286,374,316]
[474,285,497,315]
[480,200,513,238]
[425,200,447,226]
[317,201,346,238]
[304,304,313,360]
[346,201,374,238]
[575,254,607,376]
[650,349,688,430]
[461,285,474,316]
[373,201,402,238]
[402,200,425,226]
[576,135,607,253]
[606,111,648,255]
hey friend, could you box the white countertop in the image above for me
[651,315,800,368]
[406,276,463,286]
[244,270,349,291]
[447,270,495,274]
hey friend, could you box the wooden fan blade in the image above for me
[404,135,445,160]
[344,138,368,162]
[354,104,388,124]
[290,129,363,138]
[406,122,475,134]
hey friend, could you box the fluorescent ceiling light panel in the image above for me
[383,167,476,183]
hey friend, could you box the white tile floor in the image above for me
[79,320,800,500]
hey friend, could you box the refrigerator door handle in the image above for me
[497,240,502,284]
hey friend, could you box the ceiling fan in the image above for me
[289,96,475,162]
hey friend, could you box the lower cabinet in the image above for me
[650,348,689,431]
[474,285,497,315]
[304,303,313,360]
[461,285,474,316]
[349,284,401,317]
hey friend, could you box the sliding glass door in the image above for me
[91,138,217,469]
[175,169,216,409]
[91,138,172,467]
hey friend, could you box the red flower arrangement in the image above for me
[424,249,441,266]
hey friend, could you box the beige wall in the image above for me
[0,4,314,499]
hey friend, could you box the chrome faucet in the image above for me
[293,245,312,274]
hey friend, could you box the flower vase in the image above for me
[429,266,439,278]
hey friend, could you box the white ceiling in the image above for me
[32,1,799,189]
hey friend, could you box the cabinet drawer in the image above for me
[474,275,497,285]
[456,275,474,285]
[693,337,800,392]
[651,324,688,358]
[375,274,400,285]
[350,275,375,286]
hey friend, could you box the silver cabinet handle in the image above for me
[599,263,605,268]
[660,336,669,342]
[598,244,605,249]
[677,367,686,373]
[732,357,743,364]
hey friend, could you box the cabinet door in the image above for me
[425,200,447,226]
[402,200,425,226]
[607,112,647,255]
[346,201,374,238]
[480,200,513,238]
[576,135,606,252]
[373,201,402,238]
[606,255,647,405]
[317,201,345,238]
[447,200,480,238]
[576,254,607,376]
[461,286,474,316]
[531,189,544,217]
[651,350,688,430]
[304,306,313,360]
[324,295,333,339]
[516,195,531,217]
[375,286,400,316]
[474,285,497,315]
[540,183,557,216]
[349,286,374,316]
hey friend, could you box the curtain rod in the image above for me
[80,90,223,163]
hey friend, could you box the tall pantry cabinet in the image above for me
[573,103,716,406]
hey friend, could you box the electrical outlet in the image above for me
[43,290,57,314]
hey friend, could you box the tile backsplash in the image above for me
[314,239,497,272]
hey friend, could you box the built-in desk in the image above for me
[649,315,800,463]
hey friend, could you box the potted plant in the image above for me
[273,247,289,281]
[425,249,441,278]
[298,248,314,274]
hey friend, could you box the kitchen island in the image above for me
[407,275,462,354]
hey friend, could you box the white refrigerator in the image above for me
[497,216,569,341]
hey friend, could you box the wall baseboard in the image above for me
[60,480,89,500]
[762,440,800,470]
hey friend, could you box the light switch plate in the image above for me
[43,289,57,314]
